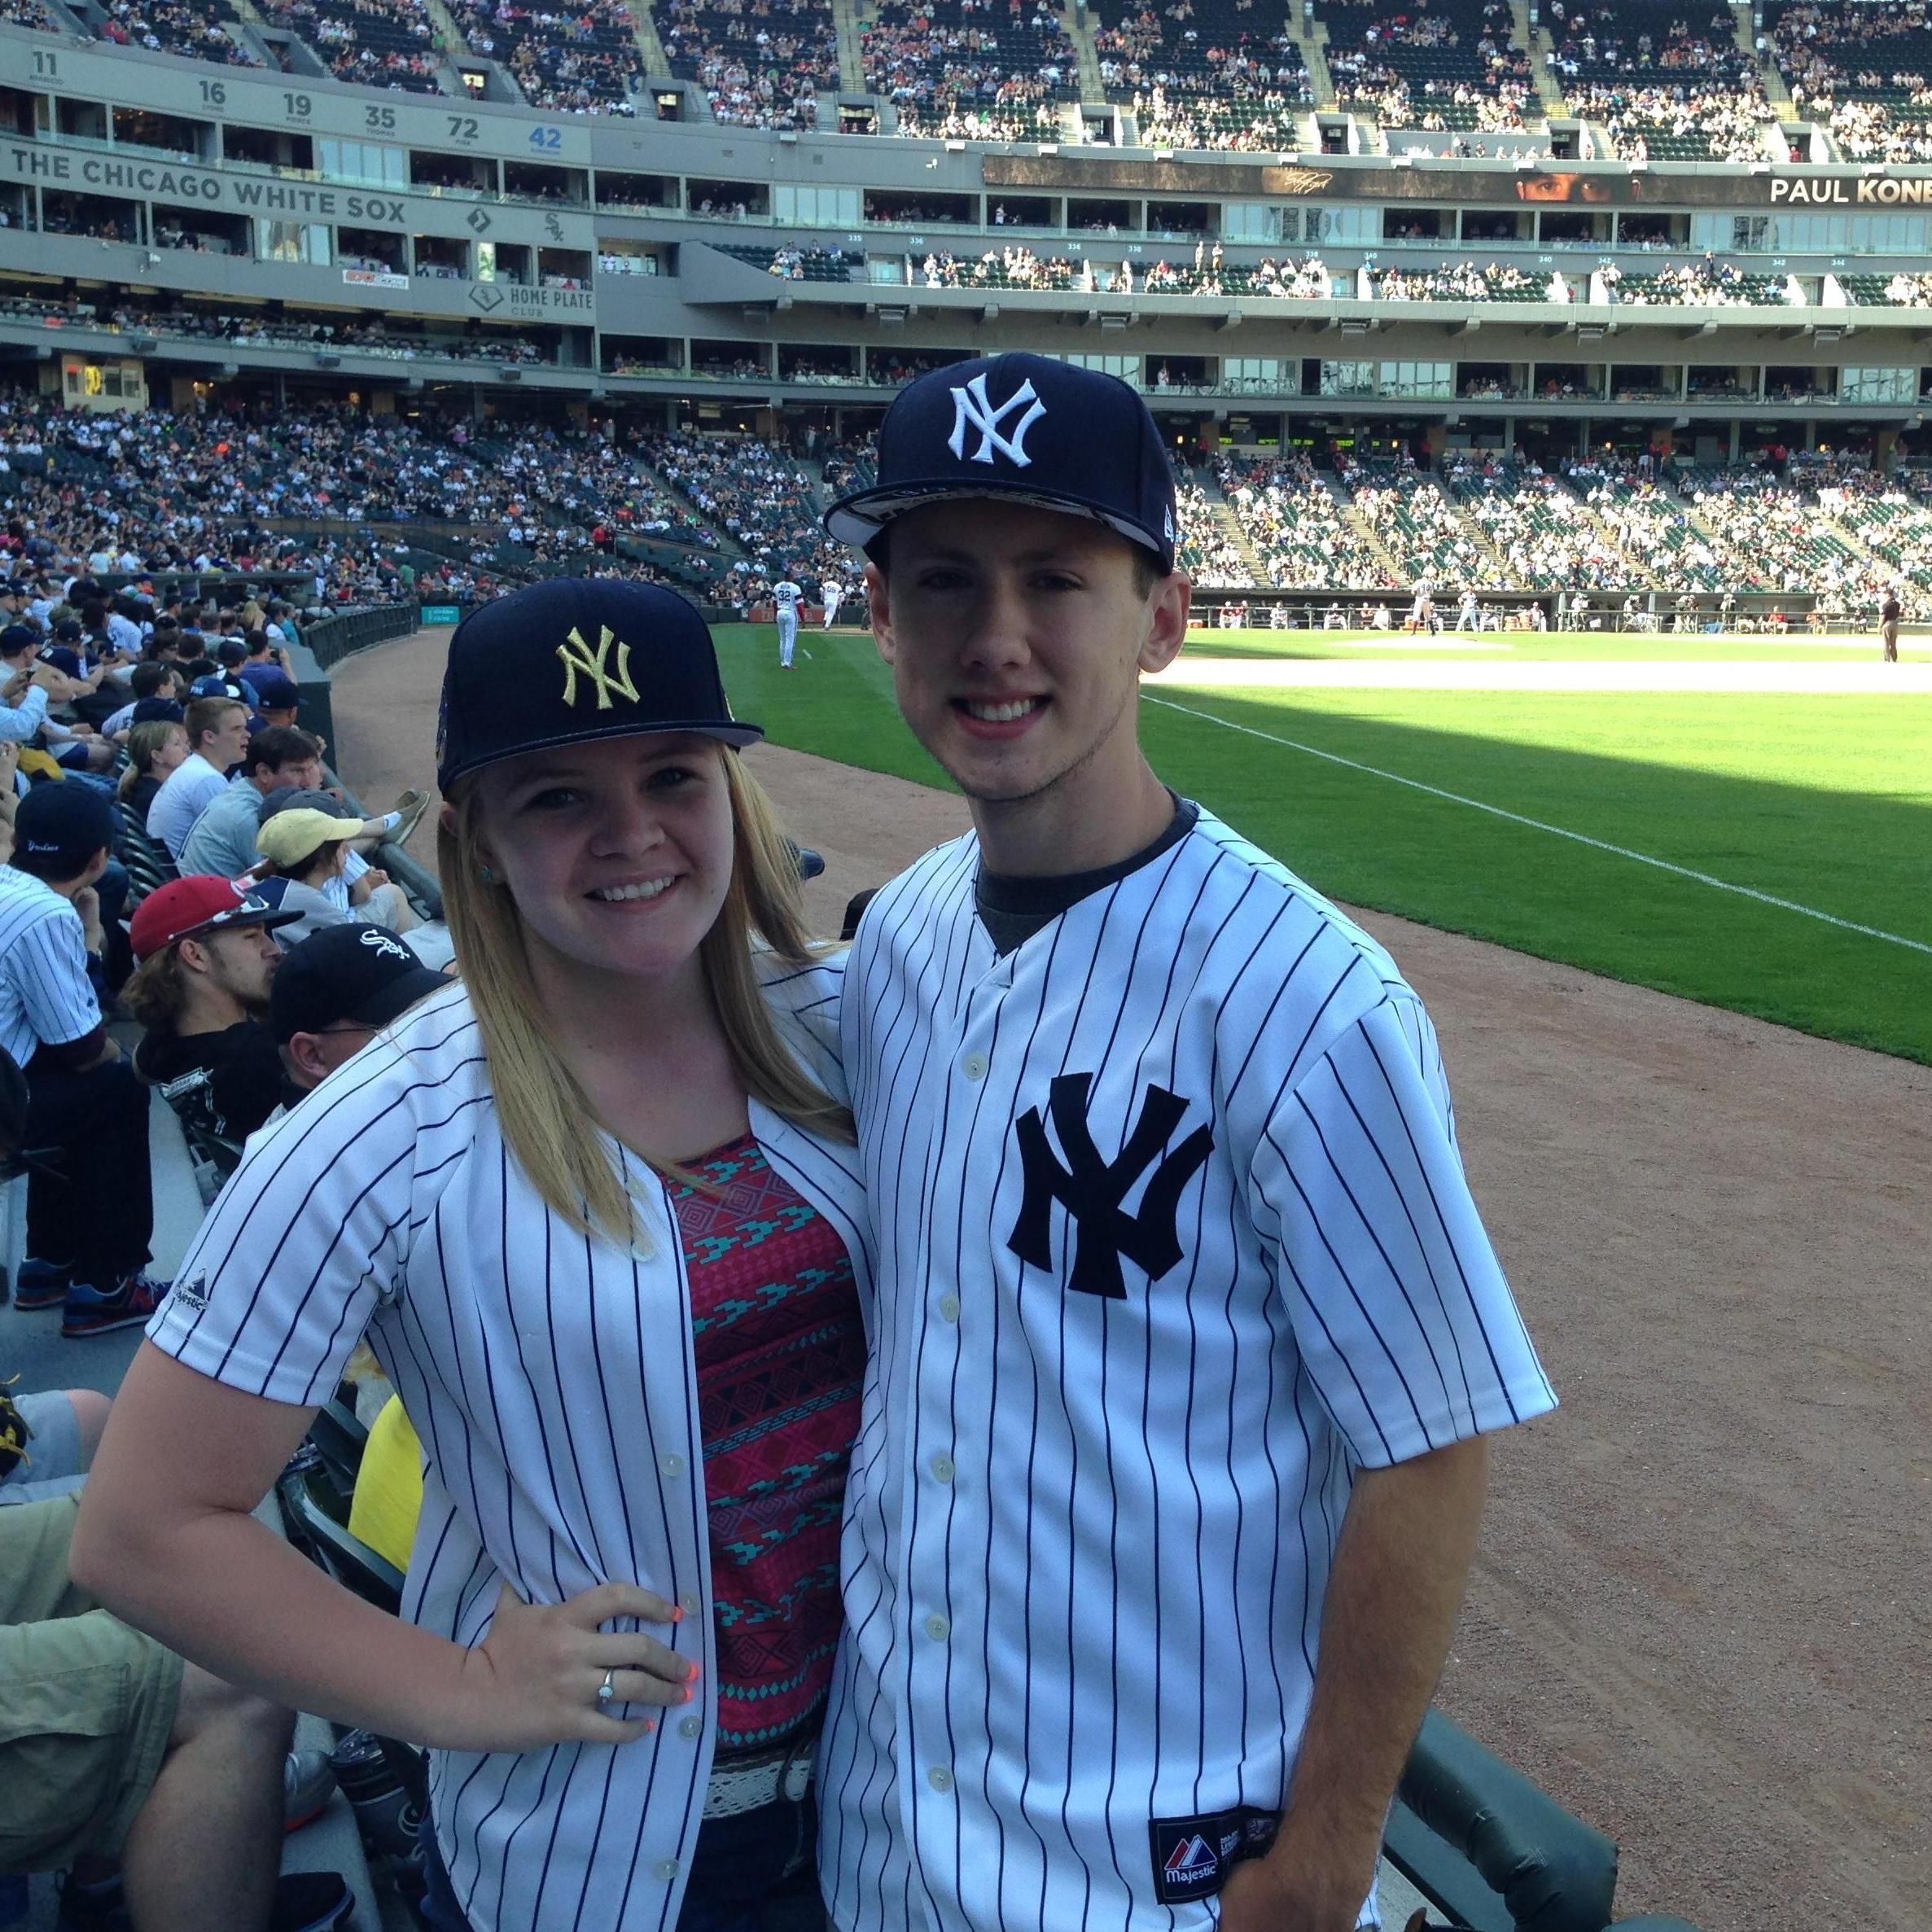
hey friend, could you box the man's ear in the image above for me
[288,1032,331,1085]
[1137,571,1193,677]
[863,561,896,667]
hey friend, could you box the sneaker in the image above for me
[285,1747,339,1833]
[11,1257,72,1311]
[388,787,432,848]
[61,1273,169,1339]
[268,1872,353,1932]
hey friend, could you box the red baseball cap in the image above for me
[129,875,298,962]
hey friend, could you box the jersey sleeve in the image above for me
[1250,992,1557,1468]
[15,909,101,1048]
[147,1053,431,1408]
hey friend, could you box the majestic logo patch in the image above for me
[1008,1073,1214,1299]
[1149,1807,1277,1905]
[948,372,1047,468]
[556,624,639,710]
[170,1274,210,1312]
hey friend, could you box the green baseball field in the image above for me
[716,624,1932,1064]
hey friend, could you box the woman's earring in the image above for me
[477,862,497,884]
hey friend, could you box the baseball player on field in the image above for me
[818,353,1558,1932]
[72,579,870,1932]
[821,576,845,630]
[772,571,804,668]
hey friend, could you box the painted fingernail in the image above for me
[672,1606,684,1623]
[645,1719,656,1733]
[686,1661,700,1682]
[681,1686,694,1704]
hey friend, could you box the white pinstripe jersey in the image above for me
[820,808,1557,1932]
[147,967,871,1932]
[0,865,99,1066]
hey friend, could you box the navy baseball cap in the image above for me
[824,352,1180,572]
[11,783,116,879]
[269,922,446,1044]
[131,696,185,725]
[255,673,302,710]
[0,624,37,657]
[436,578,760,793]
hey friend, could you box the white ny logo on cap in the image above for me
[948,373,1047,469]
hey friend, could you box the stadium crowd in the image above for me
[257,0,446,92]
[658,0,839,129]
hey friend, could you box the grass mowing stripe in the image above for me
[1146,694,1932,959]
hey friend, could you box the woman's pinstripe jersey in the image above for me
[146,966,871,1932]
[820,806,1557,1932]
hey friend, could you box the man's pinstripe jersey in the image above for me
[0,865,99,1065]
[820,807,1557,1932]
[146,966,871,1932]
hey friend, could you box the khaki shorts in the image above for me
[0,1492,184,1871]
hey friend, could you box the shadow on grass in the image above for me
[1145,688,1932,1064]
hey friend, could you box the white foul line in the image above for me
[1146,694,1932,958]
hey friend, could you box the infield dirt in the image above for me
[338,631,1931,1932]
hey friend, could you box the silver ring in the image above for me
[597,1669,616,1707]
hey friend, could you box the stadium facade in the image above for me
[4,15,1931,480]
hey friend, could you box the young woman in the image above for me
[117,718,189,824]
[72,580,870,1932]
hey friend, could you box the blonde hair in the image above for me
[119,720,185,800]
[440,747,852,1246]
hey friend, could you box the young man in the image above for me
[0,786,168,1336]
[819,353,1557,1932]
[771,569,804,668]
[146,697,251,860]
[267,920,447,1111]
[126,876,295,1157]
[177,725,327,882]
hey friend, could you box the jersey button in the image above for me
[655,1858,680,1882]
[927,1766,953,1793]
[659,1452,686,1478]
[679,1592,700,1619]
[930,1452,955,1483]
[938,1295,960,1323]
[961,1052,988,1082]
[925,1613,951,1642]
[678,1715,703,1741]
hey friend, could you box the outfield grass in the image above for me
[721,626,1932,1062]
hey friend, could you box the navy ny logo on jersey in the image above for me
[1008,1073,1214,1299]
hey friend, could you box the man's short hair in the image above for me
[184,695,246,747]
[129,660,176,700]
[243,725,322,777]
[217,640,248,670]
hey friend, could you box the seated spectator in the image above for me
[250,675,305,732]
[126,876,295,1153]
[146,698,252,860]
[0,1489,353,1932]
[0,1378,110,1509]
[0,621,71,751]
[177,727,327,882]
[236,629,296,700]
[269,919,448,1111]
[101,661,186,742]
[0,787,168,1336]
[117,718,192,829]
[255,806,418,943]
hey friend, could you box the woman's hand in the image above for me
[447,1580,694,1752]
